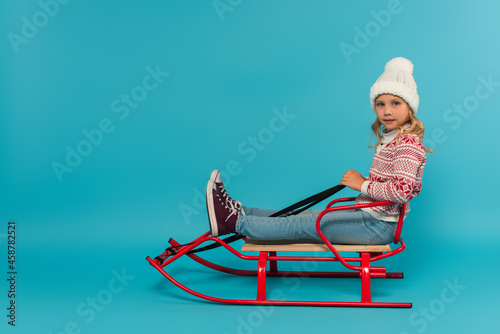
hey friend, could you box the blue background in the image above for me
[2,0,499,333]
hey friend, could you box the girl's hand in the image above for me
[340,169,365,192]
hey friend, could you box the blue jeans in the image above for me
[236,207,397,245]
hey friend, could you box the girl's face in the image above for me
[375,94,411,132]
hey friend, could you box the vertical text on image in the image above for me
[6,221,17,327]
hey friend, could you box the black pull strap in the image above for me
[269,184,345,217]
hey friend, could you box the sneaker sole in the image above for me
[206,170,220,236]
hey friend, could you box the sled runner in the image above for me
[146,189,411,308]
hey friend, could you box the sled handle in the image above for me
[316,199,394,271]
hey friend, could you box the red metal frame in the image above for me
[146,198,411,308]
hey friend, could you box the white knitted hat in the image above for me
[370,57,419,113]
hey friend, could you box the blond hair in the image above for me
[370,111,434,153]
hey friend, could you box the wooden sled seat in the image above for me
[242,239,391,253]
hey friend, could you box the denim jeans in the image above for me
[236,207,397,245]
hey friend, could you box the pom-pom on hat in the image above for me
[370,57,419,113]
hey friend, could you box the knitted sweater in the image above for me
[356,130,427,222]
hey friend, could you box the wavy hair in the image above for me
[370,111,434,153]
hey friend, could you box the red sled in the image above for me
[146,197,412,308]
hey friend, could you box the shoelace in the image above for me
[216,183,243,221]
[224,198,242,222]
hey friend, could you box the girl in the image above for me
[206,57,432,245]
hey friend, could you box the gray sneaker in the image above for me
[206,170,244,236]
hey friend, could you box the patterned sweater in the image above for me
[356,130,427,222]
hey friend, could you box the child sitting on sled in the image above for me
[206,57,432,245]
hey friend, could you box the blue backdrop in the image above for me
[2,1,499,333]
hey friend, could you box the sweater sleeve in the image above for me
[360,180,370,195]
[365,137,426,203]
